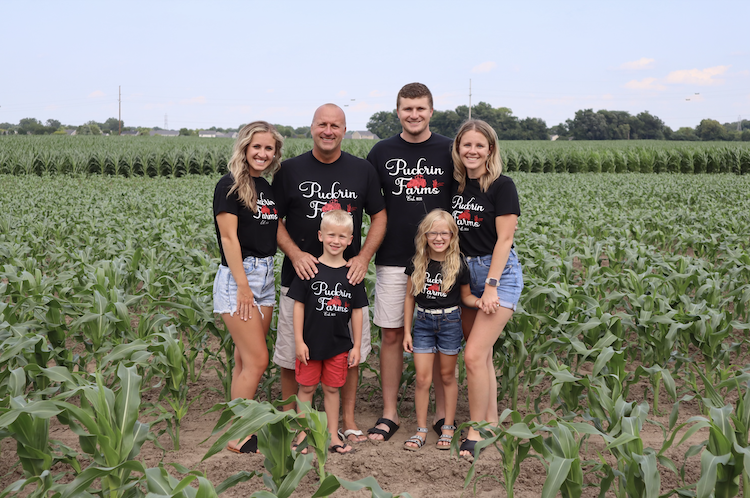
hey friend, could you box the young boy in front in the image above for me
[288,209,367,455]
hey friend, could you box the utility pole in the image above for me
[738,115,742,132]
[468,79,472,120]
[118,86,121,135]
[165,114,168,130]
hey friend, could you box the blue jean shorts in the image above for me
[412,307,463,355]
[213,255,276,315]
[466,248,524,311]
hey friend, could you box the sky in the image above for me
[2,0,749,132]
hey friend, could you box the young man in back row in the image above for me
[365,83,455,442]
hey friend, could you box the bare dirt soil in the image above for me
[0,346,712,498]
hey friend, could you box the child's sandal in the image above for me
[403,427,428,451]
[437,424,457,450]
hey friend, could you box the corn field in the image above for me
[1,172,750,497]
[1,136,749,175]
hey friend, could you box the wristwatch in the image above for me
[485,277,500,287]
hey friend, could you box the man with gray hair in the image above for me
[272,103,386,443]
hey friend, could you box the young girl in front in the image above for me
[402,209,483,450]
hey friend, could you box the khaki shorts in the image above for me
[373,265,408,329]
[273,286,371,370]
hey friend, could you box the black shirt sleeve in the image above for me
[364,163,386,216]
[493,177,521,217]
[272,165,288,219]
[213,175,240,217]
[287,276,307,303]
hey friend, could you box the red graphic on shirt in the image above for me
[327,296,342,307]
[343,301,349,308]
[273,208,278,214]
[260,206,271,215]
[346,204,357,213]
[432,180,444,189]
[321,199,341,213]
[474,215,483,223]
[426,283,440,292]
[457,210,471,221]
[406,175,426,188]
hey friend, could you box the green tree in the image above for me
[294,126,311,138]
[567,109,608,140]
[273,124,295,138]
[18,117,45,135]
[741,130,750,141]
[76,121,102,135]
[518,117,549,140]
[430,109,463,137]
[671,127,698,141]
[549,123,568,139]
[101,117,121,134]
[632,111,666,139]
[696,119,728,141]
[366,110,401,140]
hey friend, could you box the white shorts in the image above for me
[373,265,408,329]
[273,286,371,370]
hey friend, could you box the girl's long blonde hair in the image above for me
[452,119,502,194]
[227,121,284,213]
[410,209,462,296]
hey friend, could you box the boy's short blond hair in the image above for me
[320,209,354,233]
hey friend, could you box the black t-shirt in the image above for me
[287,263,368,361]
[213,173,278,266]
[273,151,386,287]
[367,133,454,267]
[451,176,520,257]
[406,258,470,309]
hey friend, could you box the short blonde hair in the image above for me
[320,209,354,233]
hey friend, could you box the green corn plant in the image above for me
[453,410,542,498]
[203,398,315,498]
[0,367,79,478]
[52,364,153,498]
[203,398,411,498]
[600,401,662,498]
[148,325,194,450]
[627,365,677,416]
[692,404,743,498]
[538,353,586,418]
[530,420,599,498]
[142,464,223,498]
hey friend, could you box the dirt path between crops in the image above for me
[1,348,713,498]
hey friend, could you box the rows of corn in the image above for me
[1,173,750,497]
[1,136,750,175]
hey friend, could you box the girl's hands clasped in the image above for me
[479,290,501,314]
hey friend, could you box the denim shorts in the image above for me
[466,248,524,311]
[213,255,276,315]
[412,307,463,355]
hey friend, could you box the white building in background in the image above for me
[149,130,179,137]
[344,130,379,140]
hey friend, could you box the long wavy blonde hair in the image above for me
[227,121,284,212]
[452,119,502,194]
[410,209,462,296]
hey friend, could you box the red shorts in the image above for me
[295,352,349,388]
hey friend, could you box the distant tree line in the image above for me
[367,103,750,142]
[3,111,750,142]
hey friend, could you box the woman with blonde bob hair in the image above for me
[450,120,523,460]
[212,121,284,454]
